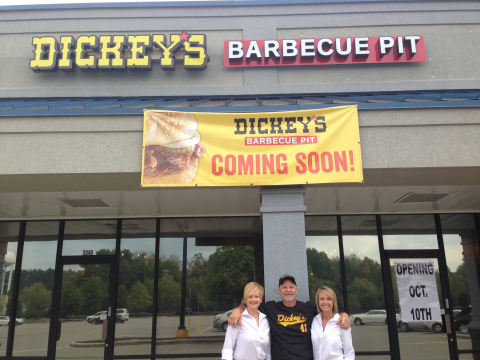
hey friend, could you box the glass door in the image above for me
[49,255,116,360]
[385,251,458,360]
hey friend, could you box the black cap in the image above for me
[279,274,296,287]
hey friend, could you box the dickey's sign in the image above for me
[141,106,363,187]
[30,32,209,72]
[225,36,426,67]
[29,33,424,71]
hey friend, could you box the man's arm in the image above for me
[336,312,351,329]
[309,301,351,329]
[228,304,246,327]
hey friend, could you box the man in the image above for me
[228,274,351,360]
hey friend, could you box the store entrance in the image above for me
[384,250,459,360]
[48,255,116,360]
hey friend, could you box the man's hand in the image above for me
[336,312,351,329]
[228,305,246,327]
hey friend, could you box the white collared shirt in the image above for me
[222,308,271,360]
[311,313,355,360]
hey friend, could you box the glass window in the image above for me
[382,215,438,250]
[305,216,344,309]
[156,237,254,357]
[440,214,478,358]
[14,221,58,356]
[114,219,156,357]
[63,220,116,255]
[341,215,390,353]
[0,221,20,357]
[381,214,450,359]
[57,220,117,360]
[58,263,110,360]
[156,217,259,358]
[159,217,262,237]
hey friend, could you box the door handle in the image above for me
[445,314,452,334]
[56,321,62,341]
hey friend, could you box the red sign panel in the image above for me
[224,36,426,67]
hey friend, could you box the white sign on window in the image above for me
[394,262,442,322]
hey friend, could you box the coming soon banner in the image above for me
[141,105,362,187]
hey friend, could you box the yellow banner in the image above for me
[141,106,362,187]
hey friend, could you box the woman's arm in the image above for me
[341,327,355,360]
[221,321,239,360]
[310,302,350,329]
[266,326,272,360]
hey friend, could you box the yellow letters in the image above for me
[153,34,182,69]
[76,36,98,69]
[58,36,75,70]
[98,35,126,69]
[127,35,152,69]
[184,34,209,70]
[30,33,209,72]
[30,37,58,72]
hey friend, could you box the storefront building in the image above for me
[0,0,479,359]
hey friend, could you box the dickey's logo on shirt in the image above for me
[277,313,307,327]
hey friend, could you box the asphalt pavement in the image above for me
[0,317,475,359]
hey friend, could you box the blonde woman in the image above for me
[222,282,271,360]
[311,286,354,360]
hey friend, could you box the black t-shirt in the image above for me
[259,300,317,360]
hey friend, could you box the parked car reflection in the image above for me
[86,309,129,324]
[174,308,193,316]
[350,309,401,325]
[454,306,472,333]
[397,320,443,333]
[0,316,24,326]
[116,308,129,323]
[86,311,107,324]
[213,309,234,331]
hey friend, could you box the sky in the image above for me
[306,233,465,272]
[6,237,218,270]
[6,233,464,272]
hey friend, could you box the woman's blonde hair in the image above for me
[315,286,338,315]
[243,282,264,303]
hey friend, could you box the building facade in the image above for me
[0,0,479,359]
